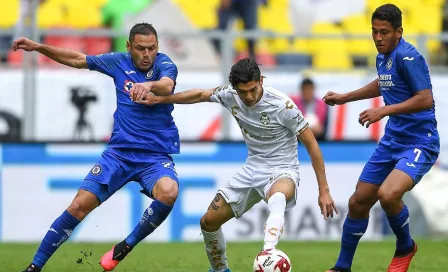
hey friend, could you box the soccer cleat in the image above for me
[387,240,418,272]
[22,263,41,272]
[326,267,351,272]
[207,269,231,272]
[99,240,133,271]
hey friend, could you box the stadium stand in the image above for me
[171,0,444,69]
[0,0,444,69]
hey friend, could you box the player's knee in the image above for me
[348,195,370,218]
[154,179,179,206]
[67,199,94,220]
[67,190,99,220]
[348,195,359,211]
[378,188,402,207]
[200,213,221,232]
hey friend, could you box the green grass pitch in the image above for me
[1,240,447,271]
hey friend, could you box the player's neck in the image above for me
[384,38,402,56]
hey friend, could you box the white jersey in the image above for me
[210,84,309,167]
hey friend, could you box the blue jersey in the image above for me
[86,52,180,154]
[376,38,439,144]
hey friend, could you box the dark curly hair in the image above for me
[372,4,402,29]
[228,58,261,87]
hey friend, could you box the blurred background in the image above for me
[0,0,447,247]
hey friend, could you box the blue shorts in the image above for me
[79,148,178,203]
[360,137,439,185]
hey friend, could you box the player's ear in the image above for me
[260,75,264,85]
[126,40,131,52]
[396,26,403,38]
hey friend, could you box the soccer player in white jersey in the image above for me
[135,58,338,272]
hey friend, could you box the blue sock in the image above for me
[335,217,369,269]
[125,200,173,247]
[33,210,80,268]
[387,205,413,253]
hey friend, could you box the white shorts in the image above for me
[218,164,300,219]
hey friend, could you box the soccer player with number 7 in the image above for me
[322,4,440,272]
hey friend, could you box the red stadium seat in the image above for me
[44,35,85,51]
[84,35,112,56]
[7,49,47,66]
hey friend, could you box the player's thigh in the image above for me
[263,167,299,211]
[266,178,295,201]
[137,156,179,201]
[80,149,132,204]
[378,169,414,204]
[393,142,440,185]
[218,186,263,220]
[265,168,299,201]
[200,193,235,231]
[217,164,263,219]
[351,180,380,206]
[359,138,396,185]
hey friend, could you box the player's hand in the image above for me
[12,37,39,52]
[136,92,161,106]
[322,92,347,106]
[130,82,152,102]
[359,107,386,128]
[318,190,338,220]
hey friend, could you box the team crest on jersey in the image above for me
[91,164,102,176]
[260,112,270,125]
[146,68,154,79]
[124,80,134,92]
[386,58,393,70]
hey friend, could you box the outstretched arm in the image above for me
[137,88,214,105]
[12,37,87,69]
[323,79,381,106]
[343,78,381,102]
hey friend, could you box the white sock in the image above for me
[202,228,229,272]
[263,192,286,250]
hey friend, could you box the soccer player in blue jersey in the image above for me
[13,23,180,272]
[322,4,440,272]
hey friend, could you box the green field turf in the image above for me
[1,240,447,272]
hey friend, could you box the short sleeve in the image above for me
[86,53,118,77]
[278,99,309,135]
[210,84,233,107]
[400,52,432,93]
[158,57,178,83]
